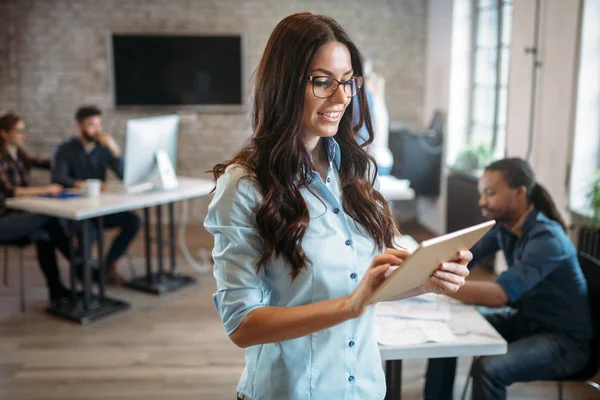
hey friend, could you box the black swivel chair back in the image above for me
[461,251,600,400]
[389,110,444,196]
[553,252,600,398]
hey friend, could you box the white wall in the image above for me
[506,0,582,226]
[418,0,454,235]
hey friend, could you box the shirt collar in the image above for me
[7,147,18,160]
[303,137,341,182]
[73,136,96,153]
[1,146,19,161]
[505,206,537,237]
[319,136,341,168]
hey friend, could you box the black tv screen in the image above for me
[111,34,243,107]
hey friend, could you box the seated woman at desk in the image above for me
[0,111,72,304]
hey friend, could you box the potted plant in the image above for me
[584,170,600,229]
[578,170,600,258]
[452,143,493,175]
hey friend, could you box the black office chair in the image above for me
[461,252,600,399]
[553,252,600,399]
[1,230,50,313]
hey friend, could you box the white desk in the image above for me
[5,177,214,220]
[378,299,507,400]
[5,176,409,219]
[379,175,415,201]
[5,177,214,324]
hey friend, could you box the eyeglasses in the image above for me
[308,76,364,99]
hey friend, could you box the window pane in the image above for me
[497,87,508,127]
[477,9,499,48]
[472,86,496,128]
[500,47,510,86]
[570,0,600,214]
[474,48,498,86]
[502,3,513,45]
[470,123,494,148]
[478,0,499,10]
[493,127,506,159]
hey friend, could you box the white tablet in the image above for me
[368,220,496,304]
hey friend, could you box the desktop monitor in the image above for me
[123,115,179,189]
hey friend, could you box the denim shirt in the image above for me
[204,137,386,400]
[469,209,593,342]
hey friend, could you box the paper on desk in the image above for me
[375,298,451,321]
[375,316,457,346]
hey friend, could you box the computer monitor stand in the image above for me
[155,149,179,191]
[117,151,179,194]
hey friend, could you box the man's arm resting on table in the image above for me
[448,280,509,308]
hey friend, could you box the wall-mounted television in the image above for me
[110,34,244,111]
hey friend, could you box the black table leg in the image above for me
[67,220,77,305]
[156,205,164,276]
[96,217,105,304]
[45,219,129,324]
[169,202,176,273]
[125,202,196,295]
[385,360,403,400]
[144,207,152,284]
[81,219,91,310]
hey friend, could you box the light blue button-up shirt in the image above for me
[204,137,385,400]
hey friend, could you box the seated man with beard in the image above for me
[424,158,593,400]
[51,105,141,285]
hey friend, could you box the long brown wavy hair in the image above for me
[0,111,34,170]
[210,13,400,279]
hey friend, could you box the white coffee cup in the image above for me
[85,179,102,198]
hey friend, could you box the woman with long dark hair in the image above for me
[204,13,471,399]
[0,111,72,304]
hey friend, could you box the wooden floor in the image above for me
[0,222,598,399]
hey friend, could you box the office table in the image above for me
[378,299,507,400]
[6,177,213,324]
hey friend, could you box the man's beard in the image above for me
[481,207,511,223]
[82,130,97,143]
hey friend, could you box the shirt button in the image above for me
[349,340,355,347]
[348,375,355,383]
[326,177,331,183]
[350,272,357,279]
[345,239,352,246]
[333,208,340,214]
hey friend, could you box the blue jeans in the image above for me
[424,307,590,400]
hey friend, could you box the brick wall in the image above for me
[0,0,426,224]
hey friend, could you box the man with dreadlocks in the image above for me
[424,157,593,400]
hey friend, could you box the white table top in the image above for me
[378,301,507,361]
[5,177,214,221]
[379,175,415,201]
[6,174,412,220]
